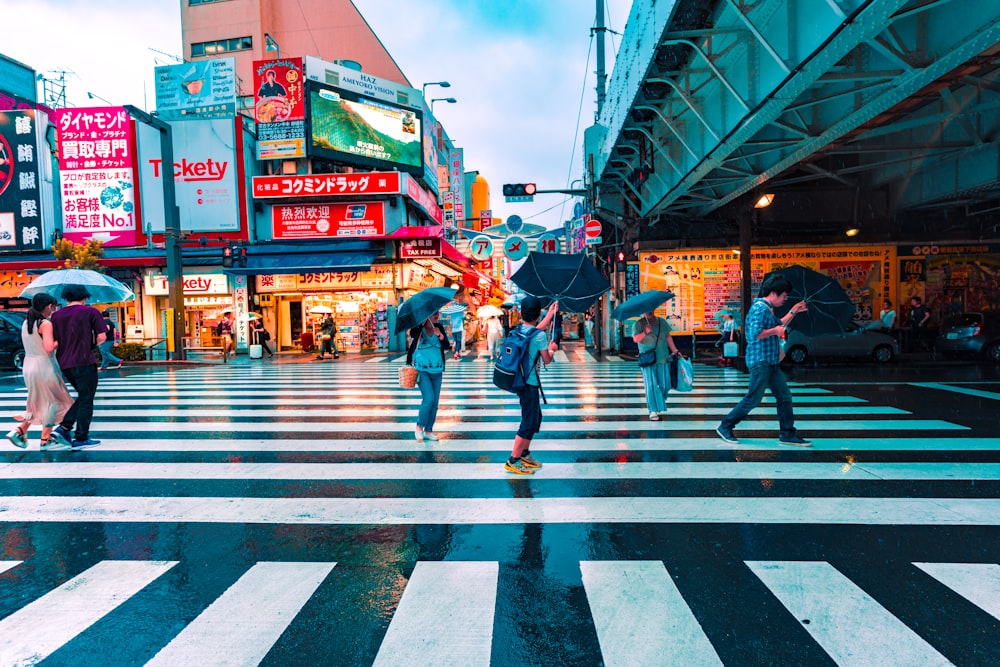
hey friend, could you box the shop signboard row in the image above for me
[272,202,385,240]
[0,109,50,251]
[255,265,400,292]
[252,172,401,199]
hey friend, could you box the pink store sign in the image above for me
[272,202,386,239]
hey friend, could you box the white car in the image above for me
[781,323,898,364]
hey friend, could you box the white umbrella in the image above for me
[476,304,503,319]
[20,268,135,304]
[309,305,333,314]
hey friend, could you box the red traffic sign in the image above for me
[584,219,602,238]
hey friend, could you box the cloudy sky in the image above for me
[0,0,632,228]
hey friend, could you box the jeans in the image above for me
[98,340,121,368]
[416,370,443,432]
[452,330,463,353]
[60,364,99,441]
[318,336,338,356]
[720,362,796,436]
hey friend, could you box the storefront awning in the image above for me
[389,225,444,239]
[222,241,379,276]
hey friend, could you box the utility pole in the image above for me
[595,0,607,118]
[124,106,186,360]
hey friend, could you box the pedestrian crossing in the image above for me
[0,357,997,665]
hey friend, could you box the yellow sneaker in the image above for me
[520,454,542,469]
[504,459,536,475]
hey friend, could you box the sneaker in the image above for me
[40,438,71,451]
[504,459,536,475]
[116,360,124,369]
[70,438,101,450]
[778,433,812,447]
[316,355,325,360]
[520,454,542,469]
[54,425,73,443]
[649,412,660,421]
[715,425,739,444]
[415,427,424,442]
[423,432,440,441]
[6,429,27,449]
[49,429,72,449]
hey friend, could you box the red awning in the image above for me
[0,256,166,270]
[389,225,444,239]
[441,239,470,267]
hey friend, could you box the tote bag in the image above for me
[723,341,739,358]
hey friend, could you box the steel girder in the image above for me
[594,0,1000,222]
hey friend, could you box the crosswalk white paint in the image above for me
[372,561,498,667]
[146,561,336,666]
[913,562,1000,620]
[0,560,177,667]
[0,560,21,575]
[581,560,723,666]
[745,561,954,666]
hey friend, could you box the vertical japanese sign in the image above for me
[480,209,492,231]
[52,107,136,247]
[448,148,464,232]
[254,58,306,159]
[0,110,46,250]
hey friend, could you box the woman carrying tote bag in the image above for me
[632,310,680,421]
[407,311,452,441]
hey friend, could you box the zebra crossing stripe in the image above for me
[146,561,335,666]
[1,496,997,525]
[0,560,177,666]
[909,383,1000,401]
[372,561,497,667]
[913,562,1000,620]
[580,561,722,666]
[0,561,21,575]
[745,561,953,666]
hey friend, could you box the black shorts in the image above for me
[517,384,543,439]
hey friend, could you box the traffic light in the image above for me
[236,246,247,268]
[616,250,626,271]
[503,183,537,202]
[222,246,234,268]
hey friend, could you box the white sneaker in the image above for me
[424,432,440,441]
[415,427,424,442]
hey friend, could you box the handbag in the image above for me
[637,350,656,367]
[723,341,738,358]
[398,365,418,388]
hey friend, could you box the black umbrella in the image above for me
[611,290,674,321]
[771,265,856,336]
[394,286,457,334]
[510,252,611,313]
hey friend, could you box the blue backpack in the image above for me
[493,326,544,395]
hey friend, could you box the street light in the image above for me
[87,92,112,105]
[422,81,450,97]
[264,32,280,59]
[430,97,457,112]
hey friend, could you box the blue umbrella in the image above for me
[394,287,457,334]
[611,290,674,321]
[510,252,611,313]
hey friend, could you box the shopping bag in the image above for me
[399,365,418,389]
[670,356,694,392]
[723,341,738,358]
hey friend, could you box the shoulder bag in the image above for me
[637,318,659,367]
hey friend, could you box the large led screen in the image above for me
[307,82,422,174]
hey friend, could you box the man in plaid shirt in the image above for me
[716,274,811,447]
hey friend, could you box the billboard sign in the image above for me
[307,80,423,174]
[272,201,386,240]
[51,106,136,247]
[0,110,47,250]
[154,58,236,119]
[252,171,401,199]
[253,57,306,160]
[136,118,240,233]
[304,56,421,109]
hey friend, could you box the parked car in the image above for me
[0,311,27,370]
[781,323,898,364]
[935,312,1000,362]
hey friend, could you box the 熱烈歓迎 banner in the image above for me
[252,172,401,198]
[272,202,386,240]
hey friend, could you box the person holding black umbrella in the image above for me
[407,311,452,442]
[632,310,681,420]
[716,274,811,447]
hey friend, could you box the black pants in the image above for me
[60,364,99,441]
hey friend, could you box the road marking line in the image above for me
[909,382,1000,401]
[0,560,177,667]
[146,561,335,666]
[581,561,722,666]
[745,561,952,666]
[913,562,1000,620]
[0,561,21,575]
[373,561,497,667]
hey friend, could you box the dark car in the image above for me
[935,312,1000,362]
[0,311,26,370]
[781,323,899,364]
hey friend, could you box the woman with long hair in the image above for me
[407,310,452,441]
[6,293,74,449]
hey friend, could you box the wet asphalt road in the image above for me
[0,348,998,666]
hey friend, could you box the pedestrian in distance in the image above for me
[407,311,451,442]
[504,296,559,475]
[715,312,737,366]
[716,274,811,447]
[316,314,339,360]
[450,310,465,360]
[486,315,503,360]
[552,310,564,349]
[907,295,930,352]
[97,310,124,370]
[632,309,681,421]
[251,318,274,358]
[6,294,74,450]
[217,311,235,362]
[51,284,107,449]
[866,299,896,332]
[584,311,595,348]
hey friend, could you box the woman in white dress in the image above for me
[6,294,74,449]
